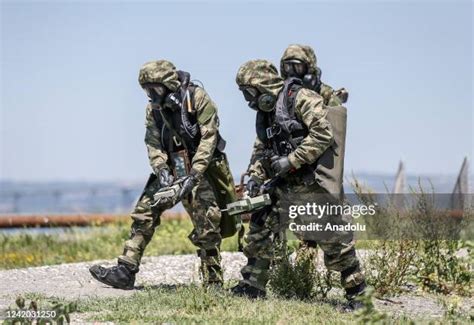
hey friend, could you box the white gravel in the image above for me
[0,252,247,311]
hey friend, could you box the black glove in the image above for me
[246,178,260,197]
[271,156,293,176]
[157,168,174,188]
[177,174,198,201]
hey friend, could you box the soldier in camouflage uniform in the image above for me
[231,59,366,310]
[280,44,348,106]
[90,60,236,289]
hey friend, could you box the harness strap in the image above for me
[197,248,219,258]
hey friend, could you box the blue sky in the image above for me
[1,0,472,181]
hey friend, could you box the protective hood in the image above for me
[280,44,318,79]
[138,60,181,92]
[236,59,283,98]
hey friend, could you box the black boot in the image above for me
[344,299,365,312]
[343,281,366,312]
[231,283,266,299]
[89,262,137,290]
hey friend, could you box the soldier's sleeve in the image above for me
[190,87,219,176]
[144,104,168,173]
[287,88,333,169]
[248,137,266,165]
[247,137,269,183]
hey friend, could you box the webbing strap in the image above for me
[197,248,219,258]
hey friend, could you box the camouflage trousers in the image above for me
[240,182,365,294]
[118,173,223,284]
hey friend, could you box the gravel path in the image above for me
[0,252,247,311]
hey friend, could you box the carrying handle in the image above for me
[236,172,250,197]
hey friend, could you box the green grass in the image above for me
[9,286,472,324]
[76,285,355,324]
[0,219,240,269]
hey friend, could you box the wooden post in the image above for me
[392,161,406,209]
[451,157,469,209]
[393,161,406,194]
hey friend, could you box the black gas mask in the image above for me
[240,86,276,112]
[282,59,322,92]
[144,84,181,110]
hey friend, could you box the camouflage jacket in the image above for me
[247,87,334,183]
[144,86,220,176]
[236,59,334,184]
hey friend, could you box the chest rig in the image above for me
[256,78,307,156]
[151,71,226,178]
[151,72,239,241]
[151,71,200,155]
[256,78,319,184]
